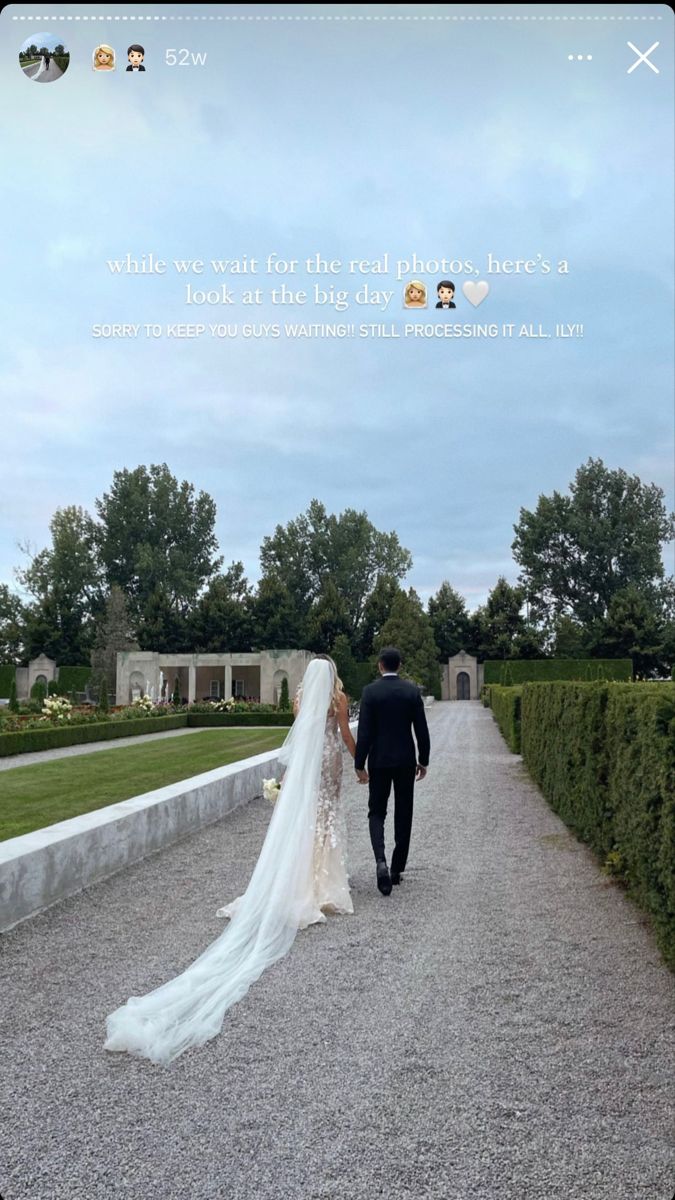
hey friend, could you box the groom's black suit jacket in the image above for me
[355,675,431,771]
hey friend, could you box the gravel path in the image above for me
[0,726,287,772]
[1,702,673,1200]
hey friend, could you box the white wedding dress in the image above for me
[104,659,352,1066]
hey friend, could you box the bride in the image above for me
[104,655,356,1066]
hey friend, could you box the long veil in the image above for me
[104,658,332,1066]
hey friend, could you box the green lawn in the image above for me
[0,728,286,841]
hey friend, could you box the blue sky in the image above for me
[19,30,66,51]
[1,2,673,609]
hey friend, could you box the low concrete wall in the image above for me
[0,747,282,933]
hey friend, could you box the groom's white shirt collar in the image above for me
[381,672,398,677]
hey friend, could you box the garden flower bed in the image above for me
[0,697,294,756]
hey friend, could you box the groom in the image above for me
[355,647,431,896]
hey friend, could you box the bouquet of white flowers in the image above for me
[262,777,281,804]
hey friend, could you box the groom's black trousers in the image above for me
[367,765,417,875]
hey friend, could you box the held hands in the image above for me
[355,768,369,784]
[416,764,427,781]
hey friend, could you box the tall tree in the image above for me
[190,562,254,652]
[355,576,402,660]
[90,585,138,696]
[251,576,306,649]
[377,588,441,696]
[259,500,411,643]
[16,506,103,664]
[96,464,222,626]
[511,623,547,660]
[0,584,25,663]
[306,579,350,652]
[470,577,529,661]
[512,458,674,627]
[587,583,673,679]
[550,613,590,659]
[330,632,361,700]
[427,582,470,661]
[135,588,190,653]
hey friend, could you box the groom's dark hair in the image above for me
[378,646,401,672]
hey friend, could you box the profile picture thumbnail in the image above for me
[403,280,427,309]
[19,32,70,83]
[93,44,115,72]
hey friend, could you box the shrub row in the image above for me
[0,709,296,755]
[488,684,523,752]
[0,714,187,757]
[483,658,633,686]
[187,712,294,728]
[520,681,675,970]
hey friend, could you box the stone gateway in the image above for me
[441,651,483,701]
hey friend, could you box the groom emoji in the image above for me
[355,647,431,895]
[126,44,145,71]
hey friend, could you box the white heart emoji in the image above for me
[462,280,490,307]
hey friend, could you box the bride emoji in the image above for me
[404,280,427,309]
[93,44,115,71]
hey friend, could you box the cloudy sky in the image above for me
[1,2,672,610]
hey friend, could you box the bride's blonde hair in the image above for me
[312,653,345,712]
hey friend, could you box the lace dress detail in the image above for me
[219,692,353,929]
[311,709,353,918]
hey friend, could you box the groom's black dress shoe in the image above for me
[376,861,392,896]
[390,871,401,885]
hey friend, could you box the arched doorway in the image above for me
[129,670,145,702]
[457,671,470,700]
[273,669,289,706]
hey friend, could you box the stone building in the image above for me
[441,650,483,701]
[115,648,312,707]
[14,654,58,701]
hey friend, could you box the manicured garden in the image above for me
[485,678,675,969]
[0,688,293,758]
[0,727,287,841]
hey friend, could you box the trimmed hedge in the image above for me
[605,684,675,966]
[0,664,16,697]
[0,714,187,757]
[488,684,523,753]
[521,681,675,970]
[483,659,633,686]
[187,712,294,728]
[0,709,296,756]
[520,682,611,851]
[57,666,92,694]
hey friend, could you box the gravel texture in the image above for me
[1,701,673,1200]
